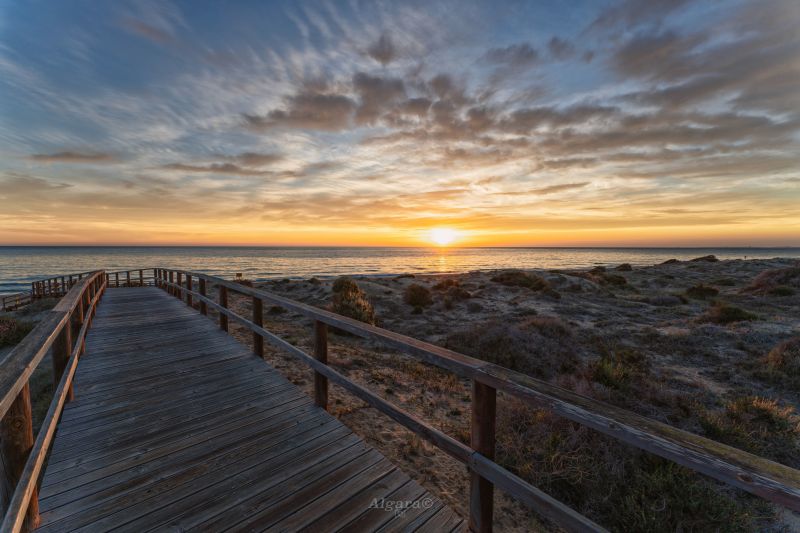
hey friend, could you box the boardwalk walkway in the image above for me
[34,288,463,531]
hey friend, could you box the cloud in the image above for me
[367,33,396,65]
[483,42,539,68]
[161,163,270,176]
[353,72,406,125]
[530,182,590,195]
[547,37,575,61]
[243,89,357,131]
[29,152,119,164]
[226,152,283,167]
[586,0,691,32]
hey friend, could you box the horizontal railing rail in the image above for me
[1,293,31,312]
[103,269,156,288]
[0,271,106,533]
[28,271,97,300]
[153,267,800,532]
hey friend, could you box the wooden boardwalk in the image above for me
[34,288,463,532]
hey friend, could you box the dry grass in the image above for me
[699,302,757,324]
[700,396,800,467]
[330,276,376,325]
[497,399,769,532]
[445,318,579,378]
[491,270,549,291]
[0,316,34,348]
[743,265,800,294]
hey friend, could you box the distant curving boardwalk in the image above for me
[34,288,463,531]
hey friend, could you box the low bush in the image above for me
[432,279,459,291]
[490,270,549,291]
[588,345,649,391]
[445,319,578,378]
[690,255,719,262]
[615,263,633,271]
[330,277,376,325]
[764,337,800,375]
[497,400,767,532]
[700,302,756,324]
[685,284,719,299]
[0,317,34,348]
[743,265,800,294]
[403,283,432,307]
[700,396,800,466]
[767,285,795,296]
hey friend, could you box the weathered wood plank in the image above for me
[34,287,460,532]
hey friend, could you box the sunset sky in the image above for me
[0,0,798,247]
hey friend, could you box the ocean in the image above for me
[0,246,798,295]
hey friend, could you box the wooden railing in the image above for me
[29,271,96,299]
[153,268,800,532]
[103,269,156,288]
[0,294,31,313]
[0,271,106,533]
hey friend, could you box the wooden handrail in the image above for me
[0,272,106,533]
[0,271,105,532]
[155,268,800,531]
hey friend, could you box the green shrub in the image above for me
[589,346,648,391]
[700,302,757,324]
[685,284,719,299]
[0,317,33,348]
[403,284,432,307]
[491,270,549,291]
[768,285,795,296]
[330,277,376,325]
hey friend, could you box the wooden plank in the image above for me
[34,287,459,532]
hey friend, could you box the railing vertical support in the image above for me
[60,276,65,294]
[219,285,228,332]
[68,275,73,288]
[126,271,131,287]
[252,296,263,358]
[52,321,74,402]
[470,381,497,533]
[169,271,174,296]
[47,279,52,296]
[115,272,119,288]
[139,269,144,286]
[176,273,182,300]
[199,278,207,315]
[153,269,159,288]
[314,321,328,410]
[0,383,39,529]
[186,275,193,307]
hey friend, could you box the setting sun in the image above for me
[429,228,457,246]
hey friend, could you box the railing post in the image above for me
[153,269,158,288]
[314,320,328,410]
[0,383,39,529]
[252,296,263,357]
[186,275,193,307]
[47,279,52,296]
[219,285,228,332]
[199,278,207,315]
[52,320,74,402]
[169,271,174,296]
[176,272,183,299]
[126,271,131,287]
[115,272,119,288]
[68,274,73,288]
[470,380,497,533]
